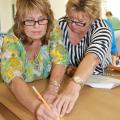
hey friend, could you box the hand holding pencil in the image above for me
[32,86,64,120]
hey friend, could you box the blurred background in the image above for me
[0,0,120,33]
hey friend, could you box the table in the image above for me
[0,103,20,120]
[0,75,120,120]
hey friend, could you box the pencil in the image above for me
[32,86,64,120]
[32,86,51,110]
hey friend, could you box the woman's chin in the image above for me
[30,36,41,41]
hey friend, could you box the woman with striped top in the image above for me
[54,0,112,116]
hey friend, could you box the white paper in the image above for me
[85,75,120,89]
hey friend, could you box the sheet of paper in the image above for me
[85,75,120,89]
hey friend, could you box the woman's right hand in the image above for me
[35,103,59,120]
[53,80,81,116]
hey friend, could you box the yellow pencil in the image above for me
[32,86,64,120]
[32,86,51,110]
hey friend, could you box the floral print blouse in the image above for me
[0,25,69,84]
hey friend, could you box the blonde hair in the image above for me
[66,0,101,20]
[13,0,54,45]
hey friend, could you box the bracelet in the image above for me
[49,80,61,93]
[49,80,60,87]
[72,76,85,87]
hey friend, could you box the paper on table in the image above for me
[85,75,120,89]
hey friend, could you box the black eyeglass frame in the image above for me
[63,16,86,27]
[23,18,49,26]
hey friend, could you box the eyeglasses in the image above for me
[64,17,86,27]
[23,18,49,26]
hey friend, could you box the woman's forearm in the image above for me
[9,77,41,113]
[50,64,66,83]
[74,53,100,81]
[48,64,66,93]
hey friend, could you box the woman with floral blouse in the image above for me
[0,0,68,120]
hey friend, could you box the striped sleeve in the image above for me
[86,27,112,66]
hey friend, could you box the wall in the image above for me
[0,0,119,32]
[0,0,13,33]
[0,0,67,33]
[50,0,67,19]
[106,0,120,19]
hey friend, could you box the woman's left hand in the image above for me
[53,80,81,116]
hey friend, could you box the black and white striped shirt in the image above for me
[58,17,112,74]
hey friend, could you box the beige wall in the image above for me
[0,0,66,33]
[50,0,67,19]
[106,0,120,19]
[0,0,14,33]
[0,0,119,33]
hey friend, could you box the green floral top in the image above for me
[0,25,69,84]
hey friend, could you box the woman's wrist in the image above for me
[48,80,61,94]
[70,78,82,91]
[31,99,42,114]
[71,76,85,89]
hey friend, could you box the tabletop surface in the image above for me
[0,75,120,120]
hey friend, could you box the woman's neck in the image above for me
[25,39,42,60]
[68,27,88,45]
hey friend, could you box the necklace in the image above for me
[25,41,41,60]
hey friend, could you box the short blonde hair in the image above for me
[66,0,101,20]
[13,0,54,45]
